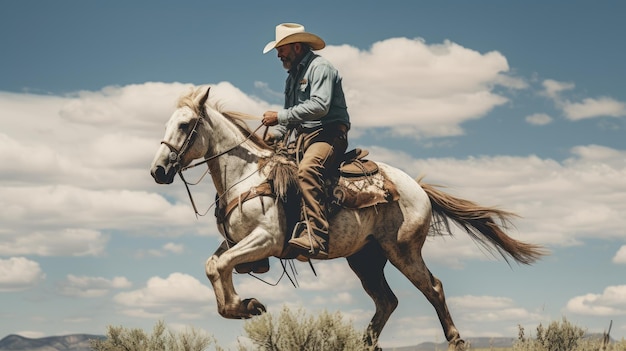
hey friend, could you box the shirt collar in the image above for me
[288,51,316,76]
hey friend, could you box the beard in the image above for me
[281,50,297,70]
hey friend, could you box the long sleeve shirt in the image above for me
[275,51,350,136]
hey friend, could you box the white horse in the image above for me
[150,86,545,351]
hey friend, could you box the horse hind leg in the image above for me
[347,241,398,351]
[384,239,466,351]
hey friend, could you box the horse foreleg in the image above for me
[205,232,276,319]
[205,241,232,317]
[347,241,398,351]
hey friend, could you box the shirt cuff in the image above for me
[277,110,289,126]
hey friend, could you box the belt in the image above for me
[296,122,348,134]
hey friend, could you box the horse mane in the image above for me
[176,86,273,152]
[176,86,296,198]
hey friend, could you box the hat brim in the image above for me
[263,33,326,54]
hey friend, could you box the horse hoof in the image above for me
[242,298,266,316]
[222,298,266,319]
[448,339,466,351]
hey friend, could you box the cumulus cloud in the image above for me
[319,38,520,138]
[565,285,626,316]
[541,79,575,99]
[449,295,543,322]
[0,228,108,257]
[562,97,626,120]
[540,79,626,120]
[525,113,553,125]
[613,246,626,264]
[0,185,201,235]
[114,273,214,319]
[57,274,132,298]
[0,257,45,291]
[163,242,185,254]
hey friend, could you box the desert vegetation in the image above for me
[513,318,626,351]
[90,320,218,351]
[91,310,626,351]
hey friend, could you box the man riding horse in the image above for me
[261,23,351,260]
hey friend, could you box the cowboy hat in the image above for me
[263,23,325,54]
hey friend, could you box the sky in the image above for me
[1,0,625,349]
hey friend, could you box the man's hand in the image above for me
[262,111,279,126]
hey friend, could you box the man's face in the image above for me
[276,44,298,71]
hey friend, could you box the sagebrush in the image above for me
[237,305,371,351]
[90,320,220,351]
[514,317,626,351]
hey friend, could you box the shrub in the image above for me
[514,317,626,351]
[90,320,220,351]
[237,305,370,351]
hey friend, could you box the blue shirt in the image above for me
[276,51,350,135]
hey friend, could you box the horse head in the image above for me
[150,87,211,184]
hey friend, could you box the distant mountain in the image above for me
[0,334,104,351]
[384,337,516,350]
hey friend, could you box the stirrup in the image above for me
[291,221,315,254]
[289,221,328,257]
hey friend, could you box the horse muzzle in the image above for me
[151,163,177,184]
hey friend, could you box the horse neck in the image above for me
[202,108,269,198]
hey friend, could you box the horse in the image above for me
[150,85,546,351]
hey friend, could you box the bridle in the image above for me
[160,108,266,217]
[160,113,203,173]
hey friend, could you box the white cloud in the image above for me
[540,79,626,120]
[297,261,360,291]
[541,79,575,99]
[449,295,515,309]
[57,274,132,298]
[448,295,543,322]
[114,273,214,319]
[565,285,626,316]
[525,113,553,125]
[562,97,626,120]
[381,315,443,347]
[613,246,626,264]
[0,184,206,236]
[163,242,185,254]
[0,257,45,291]
[0,228,108,257]
[320,38,518,138]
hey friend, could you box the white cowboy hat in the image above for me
[263,23,325,54]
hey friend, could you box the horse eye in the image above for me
[179,122,189,130]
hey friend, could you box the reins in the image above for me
[181,123,266,172]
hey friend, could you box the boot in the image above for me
[288,222,329,258]
[234,258,270,274]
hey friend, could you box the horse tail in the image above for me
[418,179,547,265]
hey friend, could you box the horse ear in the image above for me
[195,86,210,108]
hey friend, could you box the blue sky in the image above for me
[1,0,625,349]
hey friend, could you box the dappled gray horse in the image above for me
[150,86,545,351]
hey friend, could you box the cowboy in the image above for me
[262,23,350,258]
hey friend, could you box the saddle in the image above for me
[331,148,399,210]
